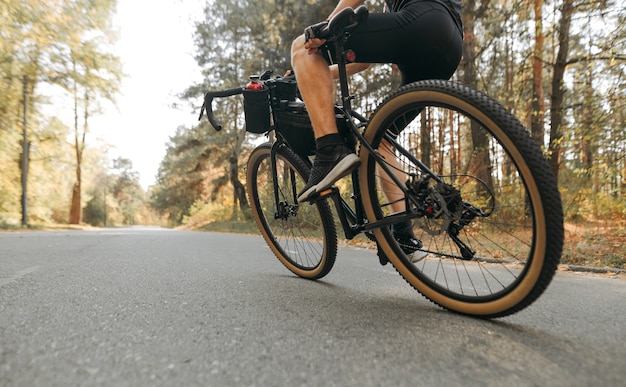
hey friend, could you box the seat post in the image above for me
[331,39,353,114]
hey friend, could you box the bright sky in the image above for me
[91,0,204,189]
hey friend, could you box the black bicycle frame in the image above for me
[305,37,429,240]
[197,12,450,241]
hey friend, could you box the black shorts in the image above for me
[343,0,463,85]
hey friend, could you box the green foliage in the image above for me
[154,0,356,226]
[154,0,338,224]
[151,124,218,224]
[110,158,145,225]
[8,0,619,230]
[182,200,251,229]
[0,0,123,227]
[83,190,107,227]
[83,158,153,227]
[0,130,20,219]
[151,0,626,229]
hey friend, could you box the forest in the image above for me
[1,0,624,268]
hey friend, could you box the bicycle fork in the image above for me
[270,142,300,221]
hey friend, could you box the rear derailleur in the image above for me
[407,175,490,260]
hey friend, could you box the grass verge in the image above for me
[193,219,625,271]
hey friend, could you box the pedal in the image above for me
[376,241,389,266]
[395,235,423,255]
[307,186,339,203]
[364,232,389,266]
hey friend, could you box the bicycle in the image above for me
[199,6,564,318]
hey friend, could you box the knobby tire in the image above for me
[359,80,564,318]
[247,143,338,280]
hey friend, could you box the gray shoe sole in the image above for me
[298,154,360,202]
[410,250,428,263]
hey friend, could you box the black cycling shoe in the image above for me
[393,221,427,262]
[298,144,360,203]
[395,234,421,254]
[395,234,428,262]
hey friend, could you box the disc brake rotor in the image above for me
[414,187,451,235]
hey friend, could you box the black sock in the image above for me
[393,220,414,237]
[316,133,343,154]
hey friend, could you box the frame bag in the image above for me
[269,78,317,157]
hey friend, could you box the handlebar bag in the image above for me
[243,87,271,134]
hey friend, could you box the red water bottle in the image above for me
[246,75,265,90]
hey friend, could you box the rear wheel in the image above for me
[360,80,564,318]
[247,143,337,279]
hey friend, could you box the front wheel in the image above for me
[247,143,337,280]
[360,80,564,318]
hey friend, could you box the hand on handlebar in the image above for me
[304,38,326,55]
[304,20,328,42]
[302,6,369,54]
[304,20,328,54]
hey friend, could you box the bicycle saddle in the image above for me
[305,6,369,42]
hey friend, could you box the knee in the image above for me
[291,35,306,66]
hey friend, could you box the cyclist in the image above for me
[291,0,464,258]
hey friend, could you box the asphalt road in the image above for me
[1,228,625,387]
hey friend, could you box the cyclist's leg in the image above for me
[378,140,404,209]
[377,138,425,260]
[291,36,360,202]
[343,1,462,79]
[291,35,337,139]
[291,2,463,202]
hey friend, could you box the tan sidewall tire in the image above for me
[359,90,548,316]
[246,144,332,279]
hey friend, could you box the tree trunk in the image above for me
[449,110,457,176]
[581,39,594,179]
[462,0,494,192]
[549,0,574,183]
[531,0,546,148]
[229,152,249,214]
[69,87,89,224]
[69,74,82,224]
[462,0,477,89]
[69,182,81,224]
[420,110,431,169]
[229,129,249,218]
